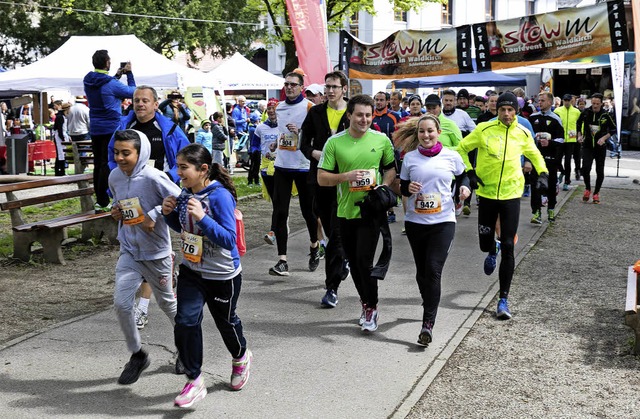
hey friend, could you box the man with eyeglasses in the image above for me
[268,72,319,277]
[300,71,350,308]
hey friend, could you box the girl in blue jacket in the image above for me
[162,144,251,408]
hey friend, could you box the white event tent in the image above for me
[0,35,207,95]
[202,52,284,90]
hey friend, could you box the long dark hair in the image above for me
[177,144,237,200]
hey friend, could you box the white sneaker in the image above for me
[134,305,148,330]
[230,349,253,391]
[361,306,379,332]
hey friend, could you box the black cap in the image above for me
[457,89,469,99]
[562,93,573,101]
[496,92,519,111]
[424,94,441,106]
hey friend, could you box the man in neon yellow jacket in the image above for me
[554,94,582,190]
[457,92,548,320]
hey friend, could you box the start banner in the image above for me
[339,26,473,80]
[473,0,629,71]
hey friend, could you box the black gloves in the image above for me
[467,170,484,190]
[536,172,549,191]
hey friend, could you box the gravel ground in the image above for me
[408,185,640,418]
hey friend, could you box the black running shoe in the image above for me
[118,350,150,385]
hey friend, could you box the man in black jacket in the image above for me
[300,71,349,308]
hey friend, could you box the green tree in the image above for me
[0,0,265,69]
[260,0,445,75]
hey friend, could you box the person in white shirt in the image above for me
[67,96,91,142]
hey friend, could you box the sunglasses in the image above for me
[284,82,301,87]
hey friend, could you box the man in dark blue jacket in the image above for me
[108,86,190,184]
[84,50,136,210]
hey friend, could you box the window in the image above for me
[526,0,535,15]
[394,10,407,22]
[441,0,453,26]
[485,0,495,21]
[350,12,359,38]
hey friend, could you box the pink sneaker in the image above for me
[174,374,206,408]
[230,349,253,391]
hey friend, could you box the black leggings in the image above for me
[582,146,606,194]
[478,197,520,299]
[339,217,382,308]
[405,221,455,324]
[272,168,317,255]
[559,142,575,185]
[530,159,558,211]
[261,173,276,232]
[313,184,346,291]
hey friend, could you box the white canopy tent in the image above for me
[0,35,207,96]
[201,52,284,90]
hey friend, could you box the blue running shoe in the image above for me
[321,289,338,308]
[496,298,512,320]
[483,241,500,275]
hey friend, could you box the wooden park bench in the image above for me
[0,173,117,264]
[625,265,640,354]
[62,140,94,174]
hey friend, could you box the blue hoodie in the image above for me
[83,70,136,136]
[108,111,190,184]
[108,130,182,261]
[165,182,241,281]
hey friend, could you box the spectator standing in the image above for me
[159,91,191,134]
[108,86,190,185]
[195,120,214,154]
[209,112,228,166]
[231,96,251,134]
[67,96,91,142]
[304,84,326,105]
[52,101,70,176]
[84,50,136,210]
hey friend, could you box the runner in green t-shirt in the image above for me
[318,94,396,333]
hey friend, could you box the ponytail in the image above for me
[209,163,237,201]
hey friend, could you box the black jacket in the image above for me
[299,102,349,185]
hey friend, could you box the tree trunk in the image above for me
[282,39,299,77]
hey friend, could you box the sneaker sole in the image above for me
[263,236,275,245]
[175,387,207,408]
[268,269,289,277]
[496,311,512,320]
[230,352,252,391]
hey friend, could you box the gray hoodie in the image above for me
[108,130,181,260]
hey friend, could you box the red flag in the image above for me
[285,0,330,84]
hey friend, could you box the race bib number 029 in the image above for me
[119,197,145,225]
[349,169,377,192]
[415,193,442,214]
[278,133,298,151]
[181,231,203,263]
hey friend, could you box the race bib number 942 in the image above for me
[415,193,442,214]
[349,169,377,192]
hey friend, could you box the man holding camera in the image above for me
[84,50,136,211]
[159,91,191,134]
